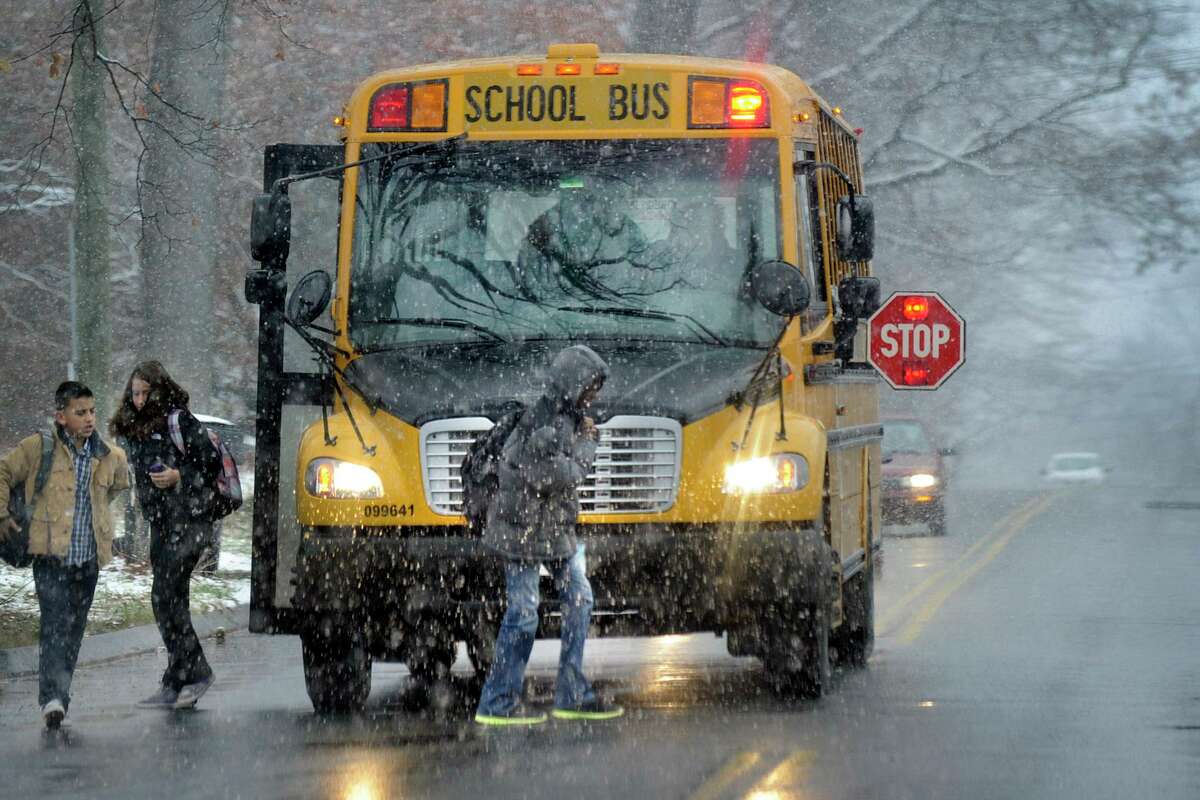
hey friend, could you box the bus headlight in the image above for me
[304,458,384,499]
[723,454,808,495]
[905,473,938,489]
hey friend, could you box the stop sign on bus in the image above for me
[867,292,965,389]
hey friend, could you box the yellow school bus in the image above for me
[246,43,882,713]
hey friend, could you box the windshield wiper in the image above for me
[556,305,729,347]
[357,316,507,344]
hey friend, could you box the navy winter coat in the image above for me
[124,409,221,528]
[484,345,608,561]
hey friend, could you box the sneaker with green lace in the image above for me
[551,697,624,721]
[474,703,548,726]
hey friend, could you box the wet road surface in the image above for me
[2,486,1198,799]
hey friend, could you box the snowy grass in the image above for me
[0,505,252,649]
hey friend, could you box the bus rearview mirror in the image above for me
[837,276,881,319]
[251,191,292,265]
[836,194,875,262]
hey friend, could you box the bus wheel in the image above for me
[404,621,457,686]
[767,603,831,699]
[764,529,834,699]
[831,566,874,668]
[832,502,875,668]
[928,502,947,537]
[301,618,371,714]
[464,611,499,678]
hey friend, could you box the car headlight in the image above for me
[304,458,384,499]
[905,473,938,489]
[723,454,809,495]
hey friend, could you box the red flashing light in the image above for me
[902,296,930,321]
[729,83,767,127]
[368,85,409,130]
[689,76,771,129]
[903,363,931,385]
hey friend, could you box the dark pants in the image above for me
[150,521,214,691]
[33,557,99,710]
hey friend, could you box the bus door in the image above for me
[246,144,342,634]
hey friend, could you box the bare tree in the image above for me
[70,0,112,417]
[137,0,230,407]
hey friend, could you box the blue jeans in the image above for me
[33,557,99,710]
[477,543,596,715]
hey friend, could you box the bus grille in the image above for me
[420,415,683,516]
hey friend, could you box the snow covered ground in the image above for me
[0,511,251,648]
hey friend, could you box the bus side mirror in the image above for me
[747,260,811,317]
[836,194,874,262]
[286,270,333,326]
[251,191,292,265]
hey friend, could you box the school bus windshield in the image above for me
[349,137,782,351]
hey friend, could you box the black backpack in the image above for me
[459,404,525,537]
[3,432,55,568]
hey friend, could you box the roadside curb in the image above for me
[0,604,250,679]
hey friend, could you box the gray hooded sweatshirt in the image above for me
[484,344,609,561]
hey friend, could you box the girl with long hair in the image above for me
[110,361,220,710]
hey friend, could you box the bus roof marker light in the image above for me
[368,80,448,131]
[556,63,582,76]
[690,79,727,125]
[517,64,543,76]
[411,82,446,129]
[594,63,621,75]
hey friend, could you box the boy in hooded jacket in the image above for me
[475,344,623,725]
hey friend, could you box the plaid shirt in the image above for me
[62,431,97,566]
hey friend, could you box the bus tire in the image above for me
[465,611,499,678]
[301,618,371,714]
[760,529,834,699]
[768,603,831,699]
[831,567,874,668]
[832,500,875,668]
[928,502,947,537]
[404,621,457,686]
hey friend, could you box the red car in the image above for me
[881,417,951,536]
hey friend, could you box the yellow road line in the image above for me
[744,749,817,797]
[687,751,763,800]
[877,493,1047,635]
[894,492,1058,646]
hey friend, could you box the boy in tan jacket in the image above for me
[0,381,128,729]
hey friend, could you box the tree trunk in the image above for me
[138,0,228,408]
[71,2,112,418]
